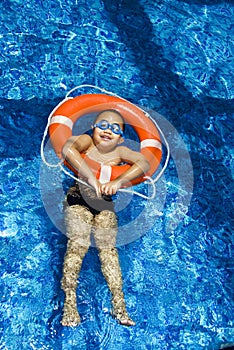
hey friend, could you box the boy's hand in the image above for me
[87,177,102,197]
[100,180,123,196]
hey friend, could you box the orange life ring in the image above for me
[49,93,162,187]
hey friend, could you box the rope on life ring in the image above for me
[41,85,170,199]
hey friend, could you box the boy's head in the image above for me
[92,109,125,149]
[94,109,125,132]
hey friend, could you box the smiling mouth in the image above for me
[101,135,111,140]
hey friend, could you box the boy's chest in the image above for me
[85,147,122,166]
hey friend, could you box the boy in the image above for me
[61,109,150,327]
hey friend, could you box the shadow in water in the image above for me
[183,0,228,4]
[103,0,233,117]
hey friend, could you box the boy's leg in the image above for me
[61,205,93,326]
[94,210,135,326]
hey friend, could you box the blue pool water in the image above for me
[0,1,233,349]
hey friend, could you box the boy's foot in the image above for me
[117,316,136,327]
[112,294,136,326]
[61,291,81,327]
[112,309,136,326]
[61,302,81,327]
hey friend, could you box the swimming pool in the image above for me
[0,0,233,349]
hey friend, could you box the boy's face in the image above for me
[92,111,124,150]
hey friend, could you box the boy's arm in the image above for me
[62,135,101,195]
[101,146,150,195]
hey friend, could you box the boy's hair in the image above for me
[95,109,125,132]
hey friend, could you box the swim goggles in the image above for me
[93,119,124,136]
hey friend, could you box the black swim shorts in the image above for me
[66,181,115,216]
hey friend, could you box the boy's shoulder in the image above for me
[117,145,129,151]
[117,145,133,155]
[70,134,92,142]
[66,134,93,151]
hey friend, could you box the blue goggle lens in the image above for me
[93,120,123,136]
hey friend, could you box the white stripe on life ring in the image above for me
[141,139,162,150]
[50,115,74,130]
[99,164,112,184]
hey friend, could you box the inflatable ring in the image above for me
[49,93,162,187]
